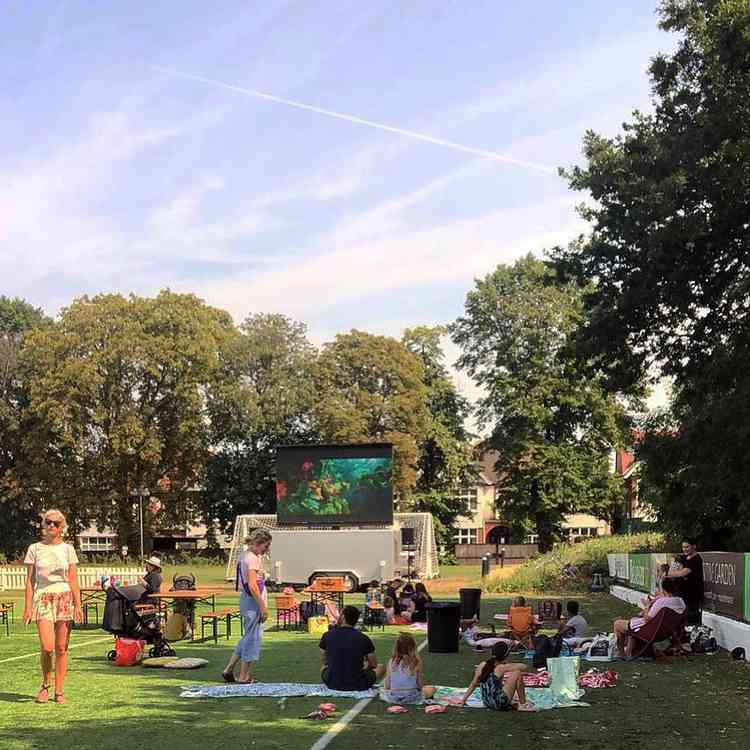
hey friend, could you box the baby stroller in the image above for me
[102,584,176,661]
[171,572,197,635]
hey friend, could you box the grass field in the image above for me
[2,566,750,750]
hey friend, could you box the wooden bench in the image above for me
[200,608,242,644]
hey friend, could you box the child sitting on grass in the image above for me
[377,633,436,704]
[454,642,537,712]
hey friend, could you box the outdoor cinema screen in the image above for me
[275,444,393,525]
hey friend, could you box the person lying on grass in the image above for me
[377,633,437,703]
[612,576,685,657]
[453,642,537,712]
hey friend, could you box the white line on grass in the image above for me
[308,636,429,750]
[0,635,113,665]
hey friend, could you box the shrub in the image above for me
[483,532,665,593]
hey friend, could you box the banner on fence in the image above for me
[628,554,651,593]
[702,552,745,620]
[607,553,629,581]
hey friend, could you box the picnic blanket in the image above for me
[179,682,377,699]
[429,686,589,710]
[522,668,618,689]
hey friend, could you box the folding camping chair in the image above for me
[629,607,687,659]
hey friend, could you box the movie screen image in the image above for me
[276,444,393,525]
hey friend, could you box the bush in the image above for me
[483,533,665,593]
[76,551,228,567]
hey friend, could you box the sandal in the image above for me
[221,672,236,683]
[36,685,50,703]
[54,693,67,705]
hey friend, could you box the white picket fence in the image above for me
[0,566,143,590]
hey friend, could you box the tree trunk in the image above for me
[535,511,555,553]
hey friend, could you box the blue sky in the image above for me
[1,1,671,358]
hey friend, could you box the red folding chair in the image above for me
[628,607,686,659]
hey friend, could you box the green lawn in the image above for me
[2,567,750,749]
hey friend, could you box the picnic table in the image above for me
[79,586,108,625]
[147,589,227,638]
[302,577,347,613]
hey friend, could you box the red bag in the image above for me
[115,638,145,666]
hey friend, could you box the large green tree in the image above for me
[22,291,236,550]
[0,297,51,557]
[402,326,475,554]
[313,330,429,505]
[203,314,318,530]
[451,255,630,552]
[556,0,750,546]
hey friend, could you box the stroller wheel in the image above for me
[165,646,177,657]
[107,650,117,661]
[149,646,157,658]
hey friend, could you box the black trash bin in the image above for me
[459,588,482,621]
[425,602,461,653]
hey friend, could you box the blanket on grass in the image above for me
[522,668,618,689]
[179,683,377,699]
[428,686,589,710]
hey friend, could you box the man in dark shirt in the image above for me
[319,605,377,691]
[666,538,703,625]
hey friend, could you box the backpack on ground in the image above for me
[532,633,563,669]
[689,625,718,654]
[585,633,616,661]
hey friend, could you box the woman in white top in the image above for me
[23,509,83,704]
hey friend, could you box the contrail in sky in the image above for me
[150,65,556,176]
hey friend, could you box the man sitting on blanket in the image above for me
[320,605,378,691]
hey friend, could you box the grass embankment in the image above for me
[483,533,665,594]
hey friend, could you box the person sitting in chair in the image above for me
[320,606,378,691]
[613,577,685,657]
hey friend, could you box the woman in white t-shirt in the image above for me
[23,509,83,704]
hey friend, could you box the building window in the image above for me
[453,486,479,514]
[79,536,116,552]
[454,528,479,545]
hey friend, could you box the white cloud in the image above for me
[185,188,585,322]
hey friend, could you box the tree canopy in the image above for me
[204,313,318,530]
[556,0,750,547]
[313,330,430,504]
[21,291,236,550]
[452,255,630,551]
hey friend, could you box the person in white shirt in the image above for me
[23,509,83,704]
[613,577,685,657]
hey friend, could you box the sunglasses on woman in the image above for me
[44,519,62,527]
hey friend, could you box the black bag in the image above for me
[299,601,325,624]
[690,626,718,654]
[532,633,563,669]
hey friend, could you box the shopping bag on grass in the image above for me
[547,656,584,700]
